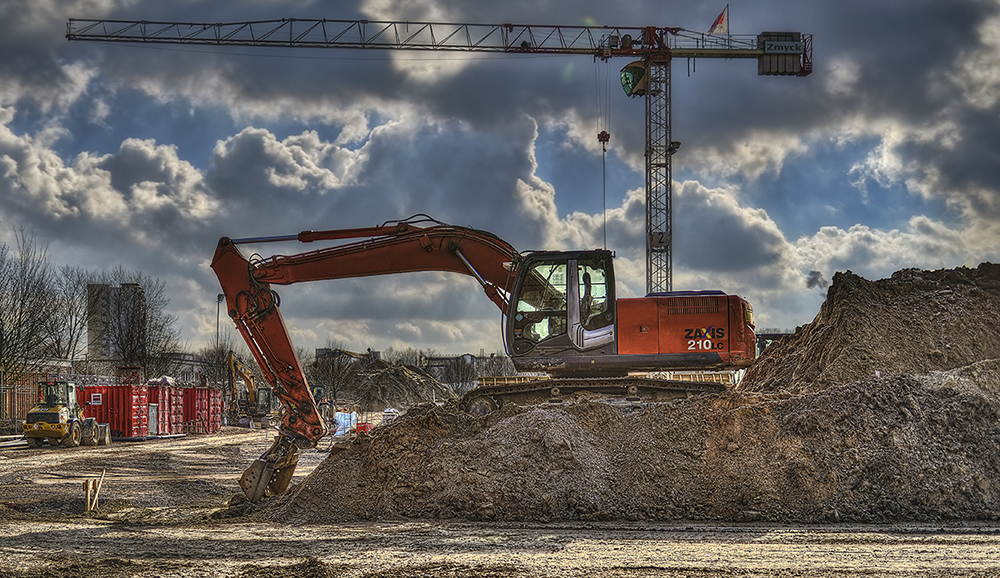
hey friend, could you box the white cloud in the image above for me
[113,138,218,219]
[849,130,905,200]
[394,321,423,340]
[210,127,366,197]
[793,217,971,281]
[685,130,810,182]
[952,12,1000,109]
[1,111,217,229]
[359,0,478,83]
[824,57,861,97]
[0,112,117,220]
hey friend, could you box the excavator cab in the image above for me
[507,250,617,359]
[505,248,757,377]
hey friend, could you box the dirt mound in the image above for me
[338,360,457,410]
[741,263,1000,394]
[249,263,1000,524]
[261,362,1000,524]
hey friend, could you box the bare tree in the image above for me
[0,229,57,382]
[308,341,364,404]
[195,333,260,414]
[382,346,423,367]
[194,330,243,388]
[38,265,94,362]
[479,352,518,378]
[442,354,479,395]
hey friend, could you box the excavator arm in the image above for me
[227,350,264,417]
[211,216,520,501]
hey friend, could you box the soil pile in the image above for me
[741,263,1000,394]
[338,360,457,411]
[255,264,1000,524]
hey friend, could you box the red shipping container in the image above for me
[183,387,213,433]
[147,382,169,436]
[179,387,224,434]
[170,386,184,434]
[147,381,186,435]
[83,384,149,438]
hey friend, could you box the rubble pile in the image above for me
[338,360,457,411]
[741,263,1000,394]
[259,264,1000,524]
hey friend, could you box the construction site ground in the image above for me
[0,428,999,577]
[5,263,1000,576]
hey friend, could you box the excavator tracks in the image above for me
[459,376,726,416]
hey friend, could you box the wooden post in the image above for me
[83,479,92,512]
[83,469,106,513]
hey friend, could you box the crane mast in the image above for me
[67,17,812,292]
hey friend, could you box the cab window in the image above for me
[514,262,567,342]
[579,259,611,330]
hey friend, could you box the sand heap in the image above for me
[257,263,1000,524]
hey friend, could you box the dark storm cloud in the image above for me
[805,270,828,289]
[671,180,787,273]
[0,2,88,109]
[674,0,1000,218]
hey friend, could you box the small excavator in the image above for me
[212,215,757,502]
[226,351,273,428]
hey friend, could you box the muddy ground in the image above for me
[2,429,1000,577]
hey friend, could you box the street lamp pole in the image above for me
[216,294,224,388]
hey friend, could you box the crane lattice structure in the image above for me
[66,18,812,293]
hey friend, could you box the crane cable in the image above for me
[594,58,612,250]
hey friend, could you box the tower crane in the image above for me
[66,15,812,293]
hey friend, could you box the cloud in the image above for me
[792,218,972,281]
[824,57,861,97]
[672,180,789,273]
[210,127,363,195]
[951,11,1000,110]
[4,0,1000,358]
[805,270,828,289]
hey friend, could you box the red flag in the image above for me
[708,5,729,35]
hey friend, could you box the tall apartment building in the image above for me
[87,282,146,361]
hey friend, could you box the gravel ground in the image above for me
[2,428,1000,576]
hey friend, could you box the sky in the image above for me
[2,0,1000,359]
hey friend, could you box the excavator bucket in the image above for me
[239,435,300,503]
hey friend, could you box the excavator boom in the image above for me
[211,216,521,501]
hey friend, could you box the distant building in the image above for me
[87,283,146,361]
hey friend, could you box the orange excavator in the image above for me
[212,215,756,501]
